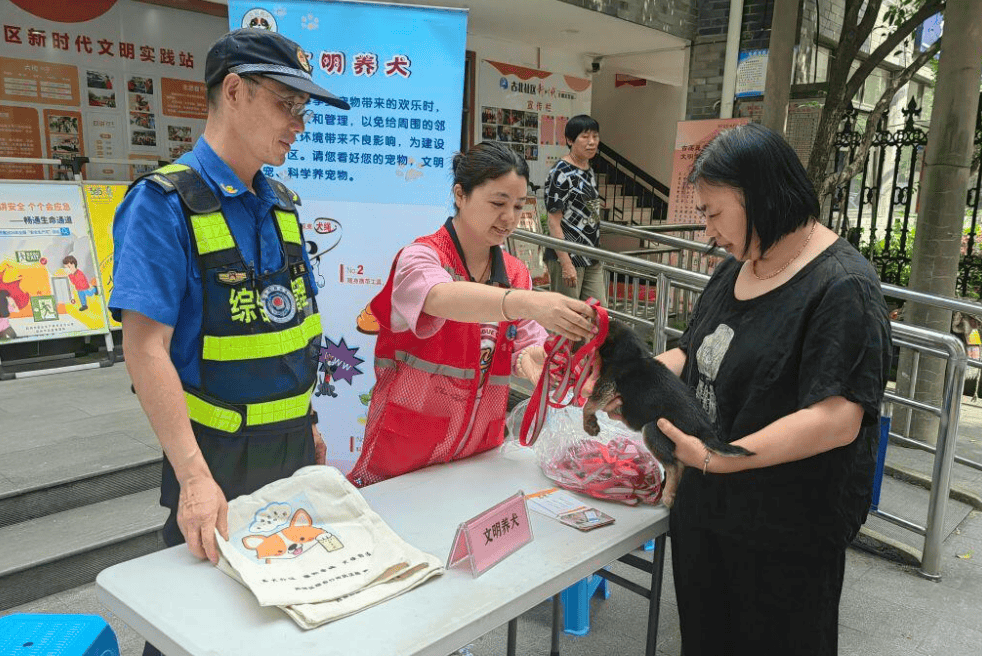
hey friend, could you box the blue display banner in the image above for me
[227,0,468,472]
[228,1,467,207]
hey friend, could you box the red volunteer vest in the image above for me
[348,225,531,487]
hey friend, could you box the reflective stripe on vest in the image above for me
[376,351,475,380]
[376,353,511,387]
[155,163,190,175]
[202,313,321,361]
[185,385,314,433]
[189,212,235,254]
[274,209,303,246]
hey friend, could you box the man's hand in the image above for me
[177,475,228,564]
[312,420,326,465]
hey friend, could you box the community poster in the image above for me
[667,118,749,227]
[477,60,592,190]
[228,1,468,473]
[0,181,110,343]
[82,182,127,328]
[734,49,768,98]
[0,0,220,181]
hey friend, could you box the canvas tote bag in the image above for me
[216,465,443,627]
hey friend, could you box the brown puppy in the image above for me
[583,320,753,507]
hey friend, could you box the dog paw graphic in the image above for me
[395,157,425,182]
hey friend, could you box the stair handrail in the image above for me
[596,143,670,200]
[881,323,966,580]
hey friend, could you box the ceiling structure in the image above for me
[205,0,689,86]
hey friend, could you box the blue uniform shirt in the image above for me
[109,137,318,389]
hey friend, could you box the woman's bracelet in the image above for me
[500,289,516,321]
[702,450,713,475]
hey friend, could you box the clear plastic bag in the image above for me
[504,398,663,506]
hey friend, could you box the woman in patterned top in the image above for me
[544,114,606,305]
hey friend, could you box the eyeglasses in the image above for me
[245,76,314,124]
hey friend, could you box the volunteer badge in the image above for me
[261,285,297,323]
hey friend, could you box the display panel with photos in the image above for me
[481,105,539,161]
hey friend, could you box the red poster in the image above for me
[161,77,207,119]
[0,56,80,106]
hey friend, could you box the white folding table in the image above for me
[96,448,669,655]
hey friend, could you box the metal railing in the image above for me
[510,226,975,579]
[876,323,966,578]
[0,155,164,182]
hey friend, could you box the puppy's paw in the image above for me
[661,462,684,508]
[583,412,601,436]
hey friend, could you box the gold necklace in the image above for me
[751,221,816,281]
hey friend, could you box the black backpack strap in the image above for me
[133,165,240,269]
[130,165,221,215]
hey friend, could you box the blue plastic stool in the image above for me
[560,572,611,635]
[0,614,119,656]
[559,539,655,635]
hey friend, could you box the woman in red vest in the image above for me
[348,142,597,487]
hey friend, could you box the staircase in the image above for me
[0,366,166,610]
[593,143,671,228]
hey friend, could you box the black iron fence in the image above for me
[828,95,982,299]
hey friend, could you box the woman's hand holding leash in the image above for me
[517,291,596,341]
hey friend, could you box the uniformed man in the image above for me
[110,29,350,581]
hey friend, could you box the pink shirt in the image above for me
[389,243,547,372]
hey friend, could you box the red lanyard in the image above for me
[518,300,609,447]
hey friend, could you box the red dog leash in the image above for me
[543,436,663,505]
[518,300,609,447]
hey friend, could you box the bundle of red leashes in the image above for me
[518,301,662,505]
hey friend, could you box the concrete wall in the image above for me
[592,68,688,185]
[687,0,774,119]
